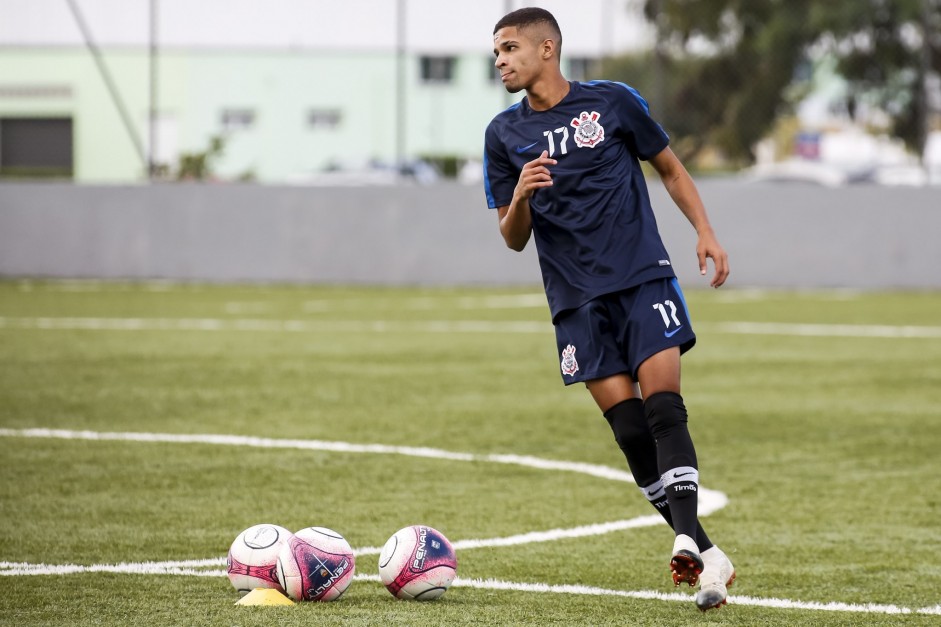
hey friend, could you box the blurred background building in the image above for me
[0,0,939,185]
[0,0,652,183]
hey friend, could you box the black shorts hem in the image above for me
[560,364,634,386]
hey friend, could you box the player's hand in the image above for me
[697,229,729,288]
[514,151,556,201]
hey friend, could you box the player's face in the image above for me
[493,27,543,94]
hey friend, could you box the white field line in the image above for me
[0,317,550,334]
[2,316,940,338]
[301,293,548,312]
[0,559,225,577]
[0,427,724,514]
[0,562,937,616]
[450,578,941,616]
[1,430,937,615]
[711,321,941,339]
[0,427,724,559]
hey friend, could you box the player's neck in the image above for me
[526,73,570,112]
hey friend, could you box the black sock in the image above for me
[605,397,713,550]
[644,391,700,541]
[604,399,661,487]
[641,479,713,551]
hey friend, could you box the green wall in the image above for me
[0,47,513,182]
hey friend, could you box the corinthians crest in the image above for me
[570,111,605,148]
[560,344,579,376]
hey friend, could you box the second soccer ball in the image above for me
[276,526,356,602]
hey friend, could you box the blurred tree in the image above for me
[812,0,940,156]
[177,135,225,181]
[603,0,940,164]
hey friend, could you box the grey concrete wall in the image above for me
[1,180,939,289]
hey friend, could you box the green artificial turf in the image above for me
[1,281,939,626]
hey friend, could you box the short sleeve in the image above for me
[610,82,670,161]
[483,121,516,209]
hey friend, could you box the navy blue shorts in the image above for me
[554,278,697,385]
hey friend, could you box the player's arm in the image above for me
[498,150,557,251]
[648,146,729,288]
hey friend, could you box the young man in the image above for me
[483,8,734,611]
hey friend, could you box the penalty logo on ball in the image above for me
[276,526,356,602]
[378,525,457,601]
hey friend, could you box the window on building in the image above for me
[568,57,597,82]
[220,109,255,132]
[307,109,342,130]
[420,56,456,84]
[0,117,73,178]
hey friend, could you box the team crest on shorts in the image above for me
[570,111,605,148]
[560,344,579,376]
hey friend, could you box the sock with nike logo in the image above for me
[604,397,713,550]
[645,391,700,541]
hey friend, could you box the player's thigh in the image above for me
[636,346,681,398]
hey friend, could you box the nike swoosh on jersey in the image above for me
[673,471,695,478]
[664,326,684,338]
[515,141,539,153]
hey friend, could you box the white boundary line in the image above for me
[712,321,941,339]
[447,577,941,616]
[0,561,938,616]
[0,427,725,515]
[2,428,938,615]
[0,428,724,580]
[0,316,551,334]
[3,316,941,338]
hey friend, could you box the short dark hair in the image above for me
[493,7,563,57]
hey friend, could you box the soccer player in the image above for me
[483,7,734,611]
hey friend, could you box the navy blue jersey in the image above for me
[483,80,676,321]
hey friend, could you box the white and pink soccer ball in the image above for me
[276,526,356,602]
[226,523,294,596]
[378,525,457,600]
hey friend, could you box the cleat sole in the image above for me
[670,551,703,587]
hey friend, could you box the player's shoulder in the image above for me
[578,80,648,105]
[488,100,524,127]
[485,100,525,147]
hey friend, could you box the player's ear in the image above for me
[541,39,555,60]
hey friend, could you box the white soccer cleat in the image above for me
[670,533,703,587]
[695,545,736,611]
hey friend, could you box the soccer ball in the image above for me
[226,523,294,596]
[378,525,457,601]
[276,526,356,602]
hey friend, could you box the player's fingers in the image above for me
[526,167,553,181]
[710,251,730,288]
[529,152,557,167]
